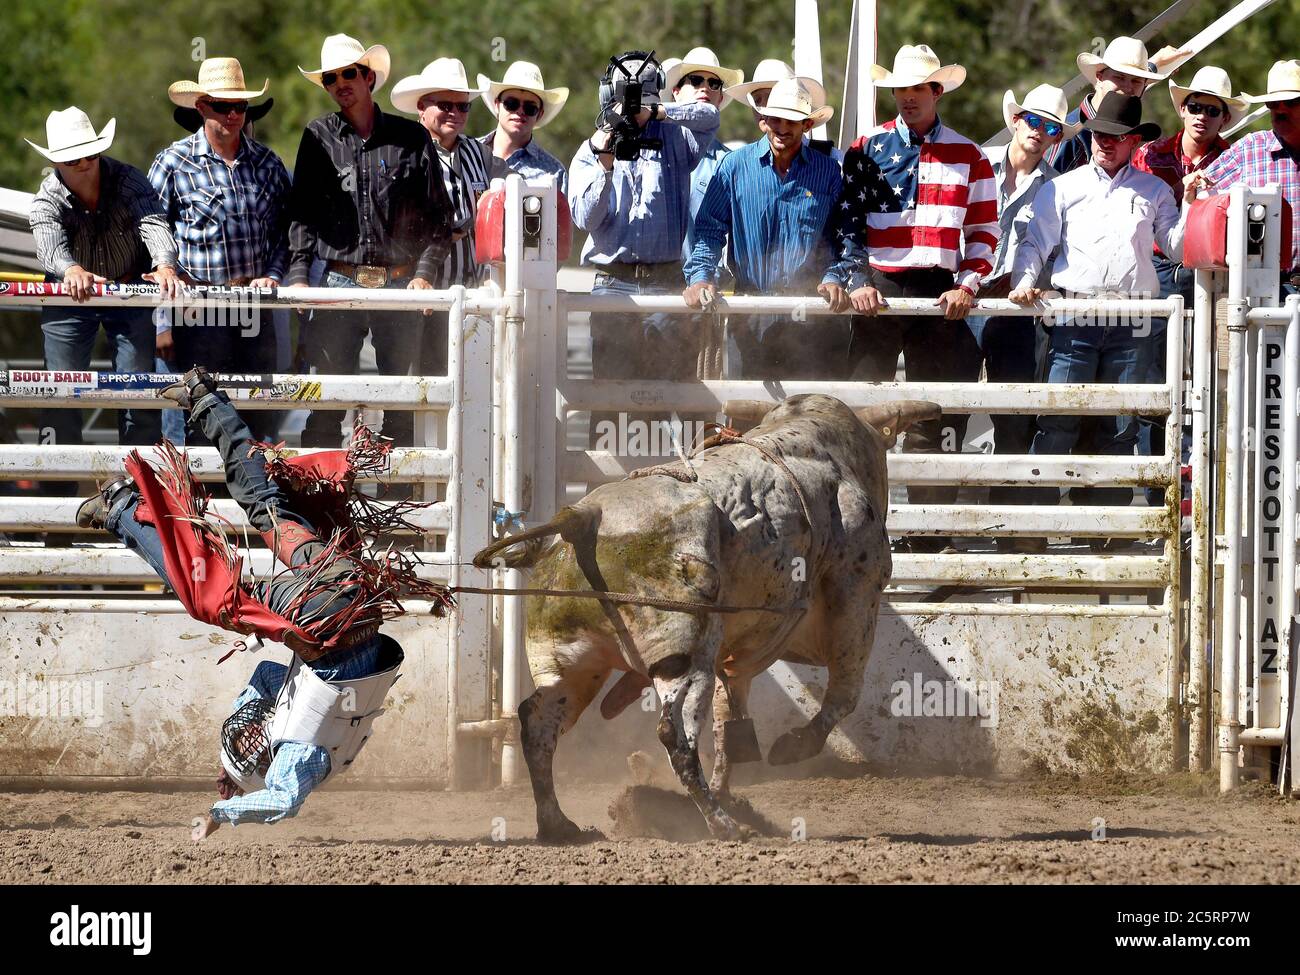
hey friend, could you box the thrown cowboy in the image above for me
[74,367,450,840]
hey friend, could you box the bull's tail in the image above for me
[471,505,598,569]
[854,400,943,448]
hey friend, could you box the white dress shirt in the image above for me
[1012,160,1184,296]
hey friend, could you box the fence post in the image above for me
[1189,270,1215,770]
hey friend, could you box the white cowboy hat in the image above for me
[391,58,485,115]
[749,77,834,126]
[1002,84,1082,139]
[871,44,965,91]
[1077,36,1161,85]
[477,62,568,128]
[168,58,269,109]
[1242,59,1300,104]
[299,34,391,92]
[25,107,116,163]
[1168,66,1247,121]
[664,47,745,108]
[725,59,826,106]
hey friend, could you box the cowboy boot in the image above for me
[157,365,221,412]
[75,476,137,531]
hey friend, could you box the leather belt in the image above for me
[596,261,680,281]
[327,261,415,288]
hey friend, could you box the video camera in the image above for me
[597,50,665,161]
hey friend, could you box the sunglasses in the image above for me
[684,74,724,91]
[1184,101,1225,119]
[1092,131,1138,145]
[427,99,472,114]
[61,153,100,166]
[500,95,542,118]
[203,99,249,116]
[322,65,367,87]
[1019,112,1063,138]
[1269,96,1300,108]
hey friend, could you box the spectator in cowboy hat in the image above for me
[392,57,507,377]
[821,43,999,553]
[967,85,1076,542]
[26,107,174,480]
[477,62,569,195]
[665,47,744,264]
[1047,36,1189,173]
[683,78,843,379]
[284,33,453,452]
[1012,92,1195,541]
[1197,60,1300,294]
[725,59,836,158]
[1131,66,1244,505]
[149,57,291,443]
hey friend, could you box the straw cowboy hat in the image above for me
[476,62,568,128]
[725,59,825,106]
[168,58,269,109]
[1002,84,1082,139]
[1168,66,1247,121]
[1082,91,1161,142]
[1077,36,1161,85]
[749,77,834,126]
[391,58,485,115]
[871,45,965,91]
[25,107,116,163]
[299,34,391,92]
[664,47,745,107]
[1243,59,1300,104]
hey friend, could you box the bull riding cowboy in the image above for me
[74,368,451,841]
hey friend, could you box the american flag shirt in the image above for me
[829,115,999,293]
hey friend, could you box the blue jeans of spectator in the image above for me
[730,310,852,381]
[106,390,364,631]
[1030,317,1146,506]
[1138,255,1194,505]
[588,264,689,443]
[300,271,422,448]
[969,314,1038,505]
[41,303,160,498]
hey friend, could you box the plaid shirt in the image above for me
[148,131,291,284]
[478,132,568,196]
[210,640,382,826]
[1204,129,1300,272]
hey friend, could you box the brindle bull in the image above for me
[474,394,939,841]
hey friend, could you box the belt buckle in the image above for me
[355,265,388,289]
[634,264,651,280]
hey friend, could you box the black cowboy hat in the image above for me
[172,97,274,133]
[1083,91,1161,141]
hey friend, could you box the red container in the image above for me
[1183,194,1293,270]
[474,187,572,264]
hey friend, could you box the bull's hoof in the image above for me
[767,727,823,766]
[536,817,605,845]
[705,810,743,841]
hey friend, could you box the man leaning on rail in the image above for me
[73,367,450,841]
[1011,93,1198,550]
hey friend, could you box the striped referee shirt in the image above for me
[148,130,292,283]
[829,115,999,292]
[286,106,453,286]
[433,135,507,288]
[29,156,176,280]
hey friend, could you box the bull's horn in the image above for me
[722,399,778,424]
[855,401,943,447]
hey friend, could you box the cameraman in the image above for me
[569,51,720,442]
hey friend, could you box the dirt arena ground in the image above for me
[3,763,1300,884]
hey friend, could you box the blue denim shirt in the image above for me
[477,133,568,196]
[682,137,730,264]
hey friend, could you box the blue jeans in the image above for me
[107,392,362,629]
[1030,318,1147,506]
[299,271,421,448]
[968,314,1038,505]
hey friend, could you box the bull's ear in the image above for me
[722,399,776,426]
[855,401,943,447]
